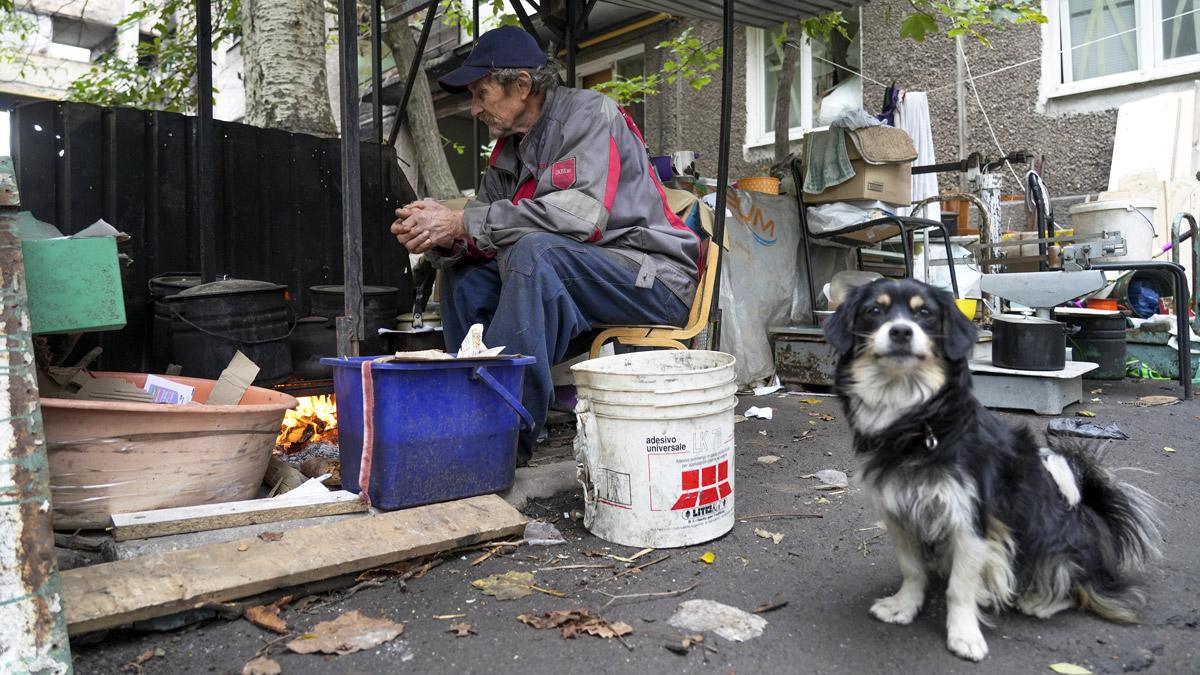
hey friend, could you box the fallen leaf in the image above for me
[257,531,284,542]
[120,648,159,673]
[447,622,476,637]
[754,528,784,544]
[241,656,282,675]
[698,551,715,564]
[286,611,404,655]
[472,570,536,600]
[808,412,835,421]
[799,398,823,405]
[1076,410,1096,417]
[237,543,249,552]
[1164,447,1177,453]
[518,609,632,640]
[812,469,849,489]
[808,420,817,426]
[1090,388,1103,394]
[756,455,782,465]
[244,604,288,634]
[1048,664,1093,675]
[815,496,831,505]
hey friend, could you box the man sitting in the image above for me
[391,26,701,464]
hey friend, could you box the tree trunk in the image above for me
[773,24,799,165]
[239,0,337,136]
[381,0,461,200]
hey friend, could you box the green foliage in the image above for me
[591,74,660,105]
[657,27,722,92]
[65,0,241,113]
[0,9,38,77]
[442,0,519,35]
[788,0,1045,47]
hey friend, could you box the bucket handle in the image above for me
[169,303,297,346]
[472,366,534,432]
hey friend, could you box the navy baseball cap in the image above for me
[438,26,547,93]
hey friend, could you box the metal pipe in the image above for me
[565,0,577,86]
[1090,261,1192,400]
[791,160,819,326]
[338,0,364,357]
[472,0,481,189]
[195,0,216,283]
[707,0,734,350]
[372,0,384,146]
[0,208,72,673]
[511,0,543,48]
[1170,212,1198,332]
[387,2,438,149]
[381,0,437,24]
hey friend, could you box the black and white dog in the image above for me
[823,278,1161,662]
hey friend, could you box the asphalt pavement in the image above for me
[71,378,1199,675]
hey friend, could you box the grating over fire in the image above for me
[275,394,338,454]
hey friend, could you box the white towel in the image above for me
[894,92,941,222]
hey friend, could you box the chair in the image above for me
[588,235,721,358]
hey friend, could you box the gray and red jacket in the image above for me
[454,86,701,304]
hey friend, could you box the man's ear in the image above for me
[940,293,978,361]
[823,288,862,355]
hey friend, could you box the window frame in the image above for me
[574,43,647,87]
[1047,0,1200,98]
[744,13,862,153]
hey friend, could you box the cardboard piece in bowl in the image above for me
[206,351,260,405]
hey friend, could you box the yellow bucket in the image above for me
[955,298,978,319]
[735,176,780,195]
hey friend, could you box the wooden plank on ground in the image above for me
[110,490,367,541]
[63,494,526,635]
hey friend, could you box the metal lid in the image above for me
[310,284,398,296]
[992,313,1062,326]
[172,279,286,298]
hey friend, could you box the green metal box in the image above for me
[21,234,126,335]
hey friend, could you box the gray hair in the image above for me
[490,58,562,94]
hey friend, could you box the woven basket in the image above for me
[735,176,780,195]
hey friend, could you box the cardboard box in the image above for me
[803,141,913,207]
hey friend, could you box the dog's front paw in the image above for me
[870,594,922,624]
[946,628,988,661]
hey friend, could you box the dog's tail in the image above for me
[1049,439,1162,622]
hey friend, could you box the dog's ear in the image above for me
[824,285,865,355]
[940,291,978,361]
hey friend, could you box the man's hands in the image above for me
[390,200,468,254]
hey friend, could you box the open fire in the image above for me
[275,394,338,454]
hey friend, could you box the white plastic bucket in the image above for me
[1068,199,1157,261]
[571,350,738,548]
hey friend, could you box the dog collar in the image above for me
[924,423,939,450]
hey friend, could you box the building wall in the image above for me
[861,0,1117,198]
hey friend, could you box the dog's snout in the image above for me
[889,324,913,343]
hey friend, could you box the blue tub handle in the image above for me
[472,366,534,432]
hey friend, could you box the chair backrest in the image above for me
[681,237,721,333]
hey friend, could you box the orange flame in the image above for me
[275,394,338,454]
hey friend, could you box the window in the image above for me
[1051,0,1200,94]
[746,11,862,150]
[576,45,648,134]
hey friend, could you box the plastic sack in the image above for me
[712,190,850,386]
[1128,278,1160,319]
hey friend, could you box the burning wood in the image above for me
[275,395,338,454]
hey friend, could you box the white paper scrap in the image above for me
[744,406,773,420]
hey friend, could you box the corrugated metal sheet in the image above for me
[601,0,867,27]
[12,101,416,373]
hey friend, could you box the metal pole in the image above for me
[565,0,577,86]
[372,0,384,146]
[386,2,439,149]
[1,190,72,673]
[707,0,734,351]
[196,0,216,283]
[955,36,969,194]
[471,0,481,189]
[338,0,363,357]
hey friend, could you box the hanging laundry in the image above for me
[894,92,941,222]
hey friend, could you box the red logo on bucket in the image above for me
[670,460,732,510]
[551,157,577,190]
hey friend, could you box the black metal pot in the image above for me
[991,314,1066,371]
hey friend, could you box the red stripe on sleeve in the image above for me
[604,135,620,213]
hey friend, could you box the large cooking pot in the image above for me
[991,314,1066,371]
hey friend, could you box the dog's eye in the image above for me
[867,306,883,316]
[916,307,933,318]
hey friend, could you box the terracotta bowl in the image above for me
[41,372,297,529]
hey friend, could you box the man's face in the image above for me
[468,75,530,138]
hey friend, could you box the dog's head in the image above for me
[824,278,977,366]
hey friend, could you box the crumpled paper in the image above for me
[457,323,505,358]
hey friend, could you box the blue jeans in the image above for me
[441,233,691,463]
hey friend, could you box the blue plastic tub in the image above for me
[321,355,535,510]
